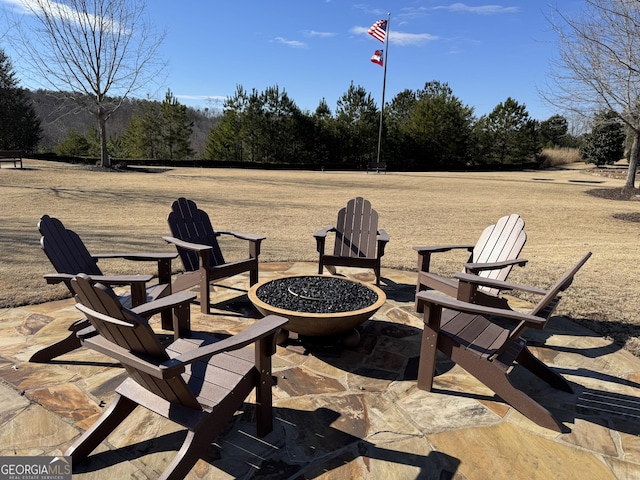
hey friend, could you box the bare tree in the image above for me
[9,0,165,167]
[544,0,640,188]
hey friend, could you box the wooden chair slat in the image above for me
[316,197,389,285]
[66,275,285,479]
[166,197,264,314]
[33,215,177,362]
[416,214,527,311]
[418,253,591,432]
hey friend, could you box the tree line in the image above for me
[2,0,637,184]
[203,81,579,171]
[1,46,628,172]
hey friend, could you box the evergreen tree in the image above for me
[204,85,248,161]
[403,82,474,169]
[335,82,378,168]
[259,85,301,164]
[580,111,625,166]
[477,98,540,165]
[54,129,90,156]
[121,101,162,159]
[160,89,194,160]
[0,49,41,150]
[203,109,243,161]
[310,98,336,165]
[121,92,194,160]
[539,115,570,148]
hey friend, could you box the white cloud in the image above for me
[3,0,125,32]
[0,0,28,12]
[274,37,307,48]
[434,3,519,15]
[353,3,388,17]
[351,26,438,46]
[304,30,337,38]
[390,31,439,46]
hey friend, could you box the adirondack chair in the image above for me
[164,197,266,314]
[65,274,287,480]
[416,252,592,432]
[414,214,527,312]
[32,214,178,363]
[314,197,390,285]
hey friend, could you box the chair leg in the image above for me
[200,272,211,315]
[65,394,137,463]
[449,346,564,432]
[255,339,275,438]
[415,281,426,313]
[250,265,259,286]
[517,347,573,393]
[29,331,82,363]
[159,429,210,480]
[417,326,439,392]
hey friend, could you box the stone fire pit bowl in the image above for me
[248,275,386,341]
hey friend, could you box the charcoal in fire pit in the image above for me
[255,276,378,314]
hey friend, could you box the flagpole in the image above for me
[375,12,390,170]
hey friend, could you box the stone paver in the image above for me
[0,262,639,479]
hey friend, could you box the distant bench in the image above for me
[0,150,23,169]
[366,161,386,174]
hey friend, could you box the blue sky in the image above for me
[1,1,584,121]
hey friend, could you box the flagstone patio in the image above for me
[1,262,639,479]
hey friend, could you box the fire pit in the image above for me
[248,275,386,342]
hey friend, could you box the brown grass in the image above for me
[3,159,640,354]
[539,147,582,168]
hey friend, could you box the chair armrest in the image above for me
[163,236,213,252]
[93,252,177,284]
[314,226,335,254]
[44,272,153,286]
[414,244,474,273]
[79,313,287,380]
[377,229,390,243]
[464,258,528,274]
[413,244,474,254]
[217,231,265,258]
[131,290,196,318]
[377,229,390,257]
[416,291,546,327]
[92,252,178,261]
[217,231,266,242]
[313,226,335,239]
[161,315,288,375]
[453,272,549,295]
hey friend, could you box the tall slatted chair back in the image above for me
[34,215,179,363]
[66,273,286,479]
[416,253,592,432]
[314,196,390,285]
[480,251,593,362]
[168,197,226,271]
[472,214,526,296]
[71,274,200,409]
[333,197,379,259]
[530,252,592,319]
[39,215,102,286]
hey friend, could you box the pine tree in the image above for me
[0,49,41,150]
[121,101,163,159]
[160,89,194,160]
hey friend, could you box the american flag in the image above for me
[368,19,387,43]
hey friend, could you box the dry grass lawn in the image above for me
[2,159,639,354]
